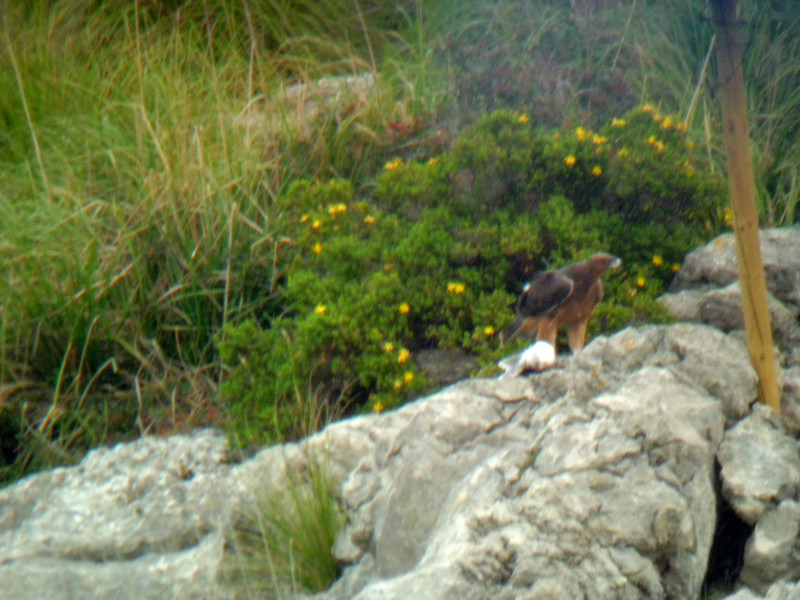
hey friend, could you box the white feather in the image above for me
[497,341,556,377]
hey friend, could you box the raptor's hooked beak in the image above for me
[609,256,622,269]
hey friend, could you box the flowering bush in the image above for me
[217,106,727,447]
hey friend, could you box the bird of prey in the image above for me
[501,253,622,353]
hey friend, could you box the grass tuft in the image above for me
[224,455,344,597]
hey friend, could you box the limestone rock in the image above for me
[740,500,800,594]
[670,227,800,307]
[781,367,800,434]
[718,408,800,525]
[661,226,800,363]
[722,580,800,600]
[317,324,734,600]
[0,429,234,599]
[699,282,800,348]
[658,288,706,322]
[0,321,797,600]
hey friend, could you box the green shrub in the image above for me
[217,180,518,445]
[450,109,539,212]
[217,110,725,447]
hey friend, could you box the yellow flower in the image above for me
[686,140,695,151]
[394,379,403,390]
[652,255,664,267]
[398,302,410,314]
[484,326,496,337]
[553,132,561,140]
[383,342,395,353]
[312,242,323,254]
[671,263,681,273]
[447,282,466,294]
[364,215,376,225]
[653,113,663,123]
[312,219,322,230]
[648,136,665,153]
[300,214,310,223]
[373,402,385,413]
[398,348,410,363]
[575,126,588,141]
[384,157,403,171]
[592,134,608,145]
[518,114,530,124]
[592,165,603,177]
[328,203,347,215]
[315,304,327,315]
[662,116,673,129]
[611,117,627,127]
[428,157,439,166]
[636,277,646,288]
[676,121,688,132]
[403,371,415,384]
[642,103,654,113]
[564,155,577,167]
[617,148,630,158]
[724,207,733,225]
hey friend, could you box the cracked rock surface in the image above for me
[316,325,736,600]
[6,320,797,600]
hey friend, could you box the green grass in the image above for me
[224,455,344,597]
[1,0,799,485]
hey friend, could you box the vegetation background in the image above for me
[1,0,799,486]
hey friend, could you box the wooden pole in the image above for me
[710,0,780,412]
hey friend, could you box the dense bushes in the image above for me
[217,107,727,448]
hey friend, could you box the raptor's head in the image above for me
[588,253,622,273]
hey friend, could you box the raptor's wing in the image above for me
[515,271,574,317]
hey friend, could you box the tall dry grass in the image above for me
[0,0,428,482]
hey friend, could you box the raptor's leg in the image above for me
[536,318,559,350]
[568,318,589,353]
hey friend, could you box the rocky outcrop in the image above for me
[660,226,800,367]
[2,228,800,600]
[0,322,793,600]
[660,227,800,435]
[658,226,800,598]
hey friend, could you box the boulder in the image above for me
[0,429,233,599]
[669,227,800,307]
[661,226,800,364]
[739,500,800,594]
[699,283,800,348]
[717,406,800,525]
